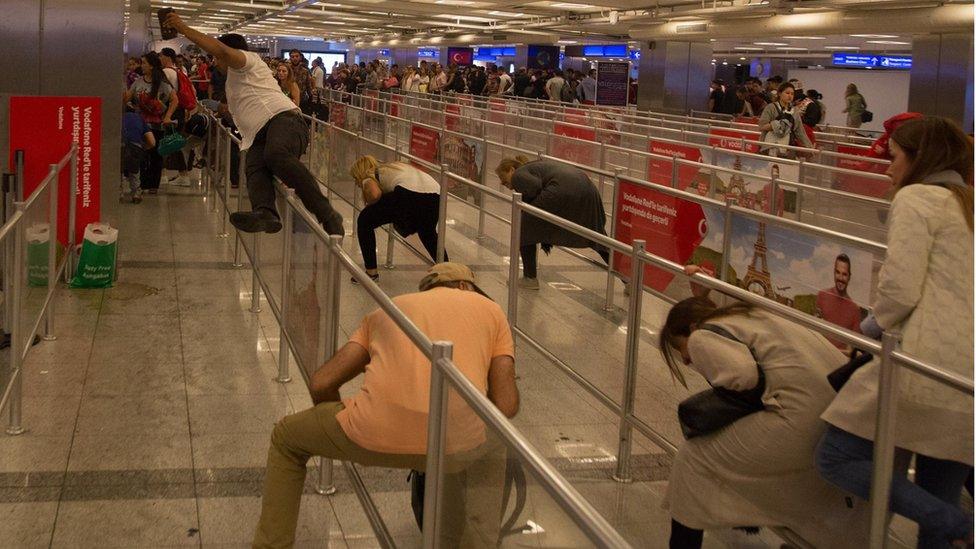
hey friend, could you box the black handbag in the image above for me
[677,325,766,439]
[827,348,874,392]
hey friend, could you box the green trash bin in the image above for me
[26,223,51,287]
[69,223,118,289]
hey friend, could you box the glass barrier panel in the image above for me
[256,196,285,311]
[283,208,328,381]
[437,382,612,548]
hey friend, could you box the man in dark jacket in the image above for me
[512,68,531,97]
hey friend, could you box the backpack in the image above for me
[559,82,575,103]
[175,69,197,111]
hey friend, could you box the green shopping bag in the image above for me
[70,223,118,289]
[157,127,187,157]
[27,223,51,287]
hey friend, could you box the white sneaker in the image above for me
[518,277,540,290]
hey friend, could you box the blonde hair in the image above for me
[495,155,530,178]
[350,155,379,183]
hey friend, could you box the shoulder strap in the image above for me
[699,324,761,365]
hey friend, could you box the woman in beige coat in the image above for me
[658,291,869,548]
[817,117,974,548]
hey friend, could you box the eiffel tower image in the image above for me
[741,222,774,297]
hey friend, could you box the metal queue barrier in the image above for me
[203,109,972,548]
[326,89,893,232]
[2,145,79,435]
[337,87,884,166]
[201,111,632,549]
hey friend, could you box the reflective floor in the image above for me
[0,166,918,548]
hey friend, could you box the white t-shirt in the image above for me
[376,163,440,194]
[163,67,179,89]
[498,73,512,94]
[226,51,300,150]
[312,66,325,89]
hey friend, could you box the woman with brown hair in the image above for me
[657,278,869,548]
[817,116,974,548]
[495,156,608,289]
[275,63,301,107]
[842,83,867,129]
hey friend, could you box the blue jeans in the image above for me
[816,425,972,548]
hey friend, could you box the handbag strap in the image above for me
[698,324,766,388]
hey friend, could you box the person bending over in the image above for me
[495,156,609,290]
[162,12,343,236]
[349,156,448,283]
[658,272,869,548]
[251,262,518,547]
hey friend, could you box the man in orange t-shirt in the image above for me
[254,263,518,548]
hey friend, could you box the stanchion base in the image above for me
[5,426,26,436]
[274,375,292,384]
[476,235,488,241]
[315,485,337,496]
[249,307,262,314]
[611,474,634,484]
[232,262,245,268]
[384,264,395,270]
[216,233,230,239]
[603,305,616,313]
[42,334,57,342]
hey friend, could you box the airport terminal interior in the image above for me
[0,0,974,547]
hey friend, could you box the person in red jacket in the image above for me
[867,112,924,159]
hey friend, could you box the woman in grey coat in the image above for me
[495,156,609,289]
[757,82,815,158]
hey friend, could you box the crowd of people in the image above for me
[129,13,973,548]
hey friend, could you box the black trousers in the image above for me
[357,187,446,270]
[519,244,610,279]
[244,110,337,225]
[140,128,165,190]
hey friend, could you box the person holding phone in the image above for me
[160,11,344,236]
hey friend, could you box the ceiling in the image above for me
[137,0,967,48]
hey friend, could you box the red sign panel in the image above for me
[647,140,702,190]
[390,94,405,118]
[364,89,379,112]
[488,97,506,124]
[409,124,440,169]
[708,128,760,154]
[330,102,347,128]
[834,144,891,198]
[613,178,707,292]
[552,110,598,165]
[8,96,101,245]
[445,104,461,132]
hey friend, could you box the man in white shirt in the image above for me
[497,68,513,95]
[580,69,597,103]
[545,70,566,102]
[163,13,344,235]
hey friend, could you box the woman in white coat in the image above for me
[817,117,974,548]
[658,283,869,548]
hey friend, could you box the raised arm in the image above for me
[163,12,246,71]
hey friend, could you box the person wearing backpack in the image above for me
[843,83,868,129]
[159,48,198,186]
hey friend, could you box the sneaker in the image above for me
[132,192,143,204]
[518,277,540,290]
[323,209,345,236]
[178,174,195,187]
[146,188,158,195]
[350,273,380,285]
[230,210,282,233]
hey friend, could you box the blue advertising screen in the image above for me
[832,53,911,69]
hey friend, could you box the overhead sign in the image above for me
[8,96,101,245]
[418,48,439,59]
[832,53,912,69]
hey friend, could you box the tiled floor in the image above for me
[0,149,913,549]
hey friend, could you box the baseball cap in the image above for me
[418,262,489,298]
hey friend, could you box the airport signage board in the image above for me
[595,61,629,106]
[8,96,101,245]
[418,48,439,59]
[613,177,707,292]
[409,124,440,170]
[832,53,912,69]
[647,140,703,190]
[708,128,761,154]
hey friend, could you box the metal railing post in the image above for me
[477,134,489,240]
[718,197,735,285]
[795,159,805,222]
[613,239,646,483]
[604,170,621,312]
[768,171,779,216]
[6,203,26,435]
[670,156,680,189]
[66,145,79,283]
[233,149,246,268]
[218,134,231,238]
[421,341,454,549]
[210,129,220,212]
[249,234,262,314]
[507,192,523,324]
[276,191,295,384]
[868,331,902,549]
[436,164,449,263]
[43,164,59,341]
[316,234,344,496]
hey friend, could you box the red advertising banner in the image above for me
[409,124,440,169]
[734,116,760,125]
[552,109,598,165]
[708,128,760,154]
[8,96,101,245]
[647,140,703,191]
[487,97,506,124]
[390,93,405,118]
[445,104,461,132]
[364,89,379,112]
[613,178,707,292]
[833,144,890,198]
[330,102,347,129]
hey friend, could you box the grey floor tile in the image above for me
[191,433,273,470]
[184,361,288,396]
[19,395,83,436]
[50,498,200,547]
[94,312,182,341]
[75,393,190,436]
[67,434,193,472]
[23,336,94,367]
[88,334,185,367]
[21,361,87,397]
[83,361,186,396]
[187,393,291,435]
[196,494,344,545]
[0,435,72,473]
[0,501,59,548]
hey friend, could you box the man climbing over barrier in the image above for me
[162,11,344,236]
